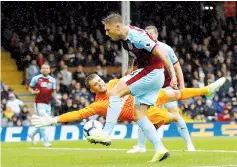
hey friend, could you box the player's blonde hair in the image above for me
[102,13,123,24]
[145,25,158,35]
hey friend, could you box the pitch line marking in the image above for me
[28,147,237,153]
[191,165,237,167]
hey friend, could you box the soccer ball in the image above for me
[83,120,103,137]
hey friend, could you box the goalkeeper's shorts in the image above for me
[146,107,171,129]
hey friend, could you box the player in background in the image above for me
[88,13,178,162]
[28,63,60,147]
[127,25,195,154]
[31,74,226,142]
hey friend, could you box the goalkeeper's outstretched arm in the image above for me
[31,102,107,127]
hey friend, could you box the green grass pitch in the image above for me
[1,137,237,167]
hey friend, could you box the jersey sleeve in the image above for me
[58,101,108,123]
[133,33,157,53]
[52,78,56,90]
[29,76,38,88]
[167,48,178,64]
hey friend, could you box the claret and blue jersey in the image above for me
[121,26,164,69]
[29,74,56,104]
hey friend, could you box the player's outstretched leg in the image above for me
[156,77,227,106]
[127,128,147,153]
[206,77,226,96]
[180,77,226,100]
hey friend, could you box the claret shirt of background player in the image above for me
[29,74,56,104]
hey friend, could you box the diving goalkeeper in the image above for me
[31,74,226,130]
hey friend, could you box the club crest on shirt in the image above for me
[146,43,151,47]
[40,82,48,87]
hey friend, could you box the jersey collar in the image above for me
[39,74,50,79]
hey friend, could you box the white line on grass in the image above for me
[28,147,237,153]
[192,165,237,167]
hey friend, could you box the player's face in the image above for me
[41,65,50,76]
[89,76,107,93]
[104,23,121,41]
[146,29,158,40]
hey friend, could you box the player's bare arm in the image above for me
[31,101,106,127]
[124,54,135,75]
[152,47,177,88]
[174,62,185,89]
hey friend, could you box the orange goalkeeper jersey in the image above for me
[59,79,169,124]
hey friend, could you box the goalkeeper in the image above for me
[31,74,226,130]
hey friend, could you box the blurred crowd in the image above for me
[132,2,237,122]
[1,82,31,127]
[1,2,237,127]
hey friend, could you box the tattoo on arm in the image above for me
[167,66,176,78]
[128,54,135,69]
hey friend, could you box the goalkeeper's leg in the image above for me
[156,77,226,106]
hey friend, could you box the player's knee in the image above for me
[168,107,179,114]
[174,90,181,99]
[109,87,130,97]
[133,115,138,122]
[109,90,118,96]
[135,112,147,120]
[168,108,181,121]
[169,113,179,122]
[133,115,145,121]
